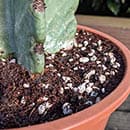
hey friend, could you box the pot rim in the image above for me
[11,25,130,130]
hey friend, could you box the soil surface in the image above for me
[0,29,125,129]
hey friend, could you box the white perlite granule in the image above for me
[66,83,73,88]
[62,52,67,57]
[98,40,102,46]
[59,87,64,94]
[9,59,16,63]
[62,76,71,83]
[81,47,86,51]
[78,82,86,94]
[99,75,106,84]
[102,65,107,71]
[23,83,30,88]
[21,96,26,105]
[69,58,74,62]
[84,70,96,79]
[88,49,95,56]
[73,67,78,70]
[79,57,89,63]
[78,44,83,48]
[90,55,97,61]
[83,41,89,46]
[86,86,93,94]
[97,46,102,51]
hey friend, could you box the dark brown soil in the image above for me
[0,29,125,129]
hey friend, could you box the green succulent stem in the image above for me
[0,0,79,74]
[31,0,46,43]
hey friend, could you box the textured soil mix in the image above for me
[0,29,125,129]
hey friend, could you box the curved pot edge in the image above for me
[10,25,130,130]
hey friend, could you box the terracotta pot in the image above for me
[10,25,130,130]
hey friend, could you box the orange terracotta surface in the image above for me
[10,25,130,130]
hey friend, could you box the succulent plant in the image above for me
[0,0,79,73]
[44,0,79,53]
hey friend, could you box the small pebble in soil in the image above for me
[96,97,101,103]
[90,91,98,97]
[38,103,46,115]
[38,102,52,115]
[101,88,106,93]
[62,102,73,115]
[85,100,93,105]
